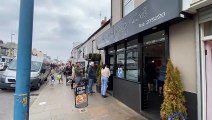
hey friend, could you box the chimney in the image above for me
[101,17,107,26]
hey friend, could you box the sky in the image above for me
[0,0,111,62]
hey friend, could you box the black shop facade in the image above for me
[96,0,187,119]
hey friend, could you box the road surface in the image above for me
[0,71,47,120]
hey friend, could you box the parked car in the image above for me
[0,56,51,90]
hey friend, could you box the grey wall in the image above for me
[113,77,141,113]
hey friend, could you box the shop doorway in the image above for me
[141,30,166,119]
[205,41,212,120]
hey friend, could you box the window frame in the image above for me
[122,0,134,17]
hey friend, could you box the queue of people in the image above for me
[49,61,111,98]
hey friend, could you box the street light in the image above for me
[10,33,15,57]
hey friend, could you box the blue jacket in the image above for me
[158,65,166,81]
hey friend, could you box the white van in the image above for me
[0,56,50,90]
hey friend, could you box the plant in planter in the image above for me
[160,59,187,120]
[96,64,102,93]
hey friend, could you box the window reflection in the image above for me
[126,51,138,81]
[116,52,125,78]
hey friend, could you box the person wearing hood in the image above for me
[87,62,96,94]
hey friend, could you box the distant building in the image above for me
[70,18,110,69]
[0,41,17,58]
[32,48,45,57]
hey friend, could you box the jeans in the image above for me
[87,79,94,93]
[101,76,108,96]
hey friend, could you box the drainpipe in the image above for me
[14,0,34,120]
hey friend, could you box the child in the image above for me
[50,69,55,86]
[57,72,63,84]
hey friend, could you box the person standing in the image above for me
[101,64,110,98]
[158,62,167,96]
[57,71,63,84]
[145,60,156,93]
[74,63,83,86]
[64,63,73,87]
[87,62,96,94]
[50,68,56,86]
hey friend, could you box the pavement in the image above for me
[29,78,148,120]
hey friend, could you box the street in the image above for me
[0,70,47,120]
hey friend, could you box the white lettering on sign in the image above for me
[139,12,166,28]
[146,12,166,25]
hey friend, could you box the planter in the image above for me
[96,85,101,93]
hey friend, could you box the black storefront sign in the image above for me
[75,85,88,108]
[96,0,182,49]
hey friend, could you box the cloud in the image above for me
[0,0,111,61]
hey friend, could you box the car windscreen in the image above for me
[8,59,42,72]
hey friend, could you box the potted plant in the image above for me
[160,59,187,120]
[96,64,102,93]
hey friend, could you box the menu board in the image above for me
[75,85,88,108]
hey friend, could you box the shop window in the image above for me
[204,21,212,37]
[117,52,125,78]
[126,50,138,81]
[126,39,138,81]
[143,30,165,46]
[127,39,138,49]
[116,43,125,78]
[110,56,114,74]
[123,0,134,17]
[117,43,125,52]
[108,47,115,54]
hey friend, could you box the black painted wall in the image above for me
[113,77,141,113]
[184,92,198,120]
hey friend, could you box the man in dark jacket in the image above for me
[87,61,96,94]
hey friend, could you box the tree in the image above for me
[160,59,187,120]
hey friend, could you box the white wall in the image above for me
[169,19,197,93]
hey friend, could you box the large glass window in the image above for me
[109,55,114,74]
[123,0,134,17]
[126,39,138,81]
[126,50,138,81]
[117,52,125,78]
[116,43,125,78]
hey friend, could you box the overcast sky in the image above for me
[0,0,111,61]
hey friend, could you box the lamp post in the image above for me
[10,33,15,57]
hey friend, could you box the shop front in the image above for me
[96,0,185,119]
